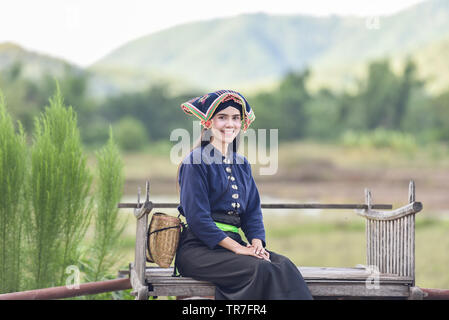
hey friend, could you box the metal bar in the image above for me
[422,288,449,300]
[118,203,393,210]
[0,278,131,300]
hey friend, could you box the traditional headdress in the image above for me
[180,90,255,132]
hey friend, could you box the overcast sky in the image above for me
[0,0,425,67]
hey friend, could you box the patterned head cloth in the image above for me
[180,90,255,132]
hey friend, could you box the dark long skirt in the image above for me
[174,227,313,300]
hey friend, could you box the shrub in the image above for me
[27,87,93,288]
[0,92,27,293]
[90,128,125,282]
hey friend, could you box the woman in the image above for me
[175,90,313,300]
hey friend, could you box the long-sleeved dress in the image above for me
[175,144,313,300]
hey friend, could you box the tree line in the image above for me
[1,58,448,152]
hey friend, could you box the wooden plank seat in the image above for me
[120,180,424,300]
[139,266,414,299]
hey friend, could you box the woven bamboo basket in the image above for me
[146,212,181,268]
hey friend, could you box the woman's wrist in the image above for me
[218,237,245,253]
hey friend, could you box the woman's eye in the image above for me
[217,115,240,120]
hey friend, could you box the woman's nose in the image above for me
[225,118,234,126]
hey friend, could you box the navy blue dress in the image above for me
[175,144,313,300]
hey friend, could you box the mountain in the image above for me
[89,13,348,93]
[90,0,449,94]
[2,0,449,97]
[309,0,449,93]
[407,34,449,94]
[0,42,119,99]
[0,42,79,78]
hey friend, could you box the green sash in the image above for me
[215,221,239,233]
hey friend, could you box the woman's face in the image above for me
[210,106,242,146]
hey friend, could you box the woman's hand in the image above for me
[234,245,266,260]
[218,237,270,261]
[247,239,270,261]
[218,237,262,259]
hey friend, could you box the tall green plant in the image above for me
[90,128,125,282]
[0,92,27,293]
[27,86,93,288]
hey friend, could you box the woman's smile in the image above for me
[221,129,235,135]
[210,106,242,154]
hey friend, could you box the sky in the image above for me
[0,0,425,67]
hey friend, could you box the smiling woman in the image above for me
[209,107,242,154]
[174,90,313,300]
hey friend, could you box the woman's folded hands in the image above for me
[246,239,270,261]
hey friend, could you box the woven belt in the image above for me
[211,212,241,228]
[215,221,239,233]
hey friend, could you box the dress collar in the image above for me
[203,144,235,163]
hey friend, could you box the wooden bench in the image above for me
[118,180,423,300]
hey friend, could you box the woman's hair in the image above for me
[175,125,241,195]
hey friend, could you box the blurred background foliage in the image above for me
[0,56,444,152]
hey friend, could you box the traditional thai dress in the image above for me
[175,144,313,300]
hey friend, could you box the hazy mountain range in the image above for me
[1,0,449,98]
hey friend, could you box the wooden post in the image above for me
[130,181,152,300]
[408,180,415,203]
[408,180,416,286]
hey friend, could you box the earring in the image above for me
[201,119,212,129]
